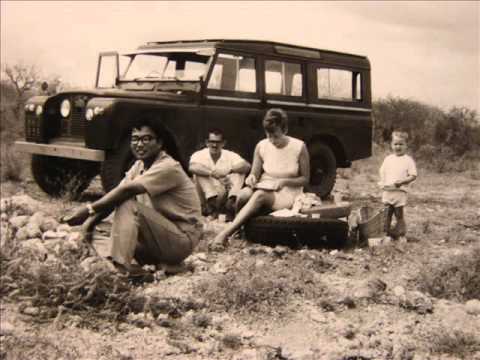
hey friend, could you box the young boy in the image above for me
[379,131,417,242]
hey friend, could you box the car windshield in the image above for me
[122,51,212,81]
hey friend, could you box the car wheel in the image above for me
[244,216,348,249]
[31,154,99,198]
[100,139,134,193]
[308,142,337,199]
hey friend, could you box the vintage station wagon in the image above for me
[16,39,372,198]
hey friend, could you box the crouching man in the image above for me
[189,129,251,220]
[62,115,203,279]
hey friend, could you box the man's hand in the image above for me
[394,180,404,188]
[211,167,231,179]
[60,206,90,226]
[245,174,257,188]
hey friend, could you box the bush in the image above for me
[417,247,480,301]
[0,142,24,182]
[423,326,480,358]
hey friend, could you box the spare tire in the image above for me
[245,216,348,249]
[308,142,337,199]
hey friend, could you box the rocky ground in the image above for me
[1,164,479,360]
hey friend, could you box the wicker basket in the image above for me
[358,206,388,243]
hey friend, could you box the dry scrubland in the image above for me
[1,149,479,360]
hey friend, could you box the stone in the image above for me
[0,321,14,336]
[10,195,42,215]
[9,215,29,229]
[393,286,406,297]
[465,299,480,315]
[272,245,288,257]
[400,291,433,314]
[25,223,42,239]
[57,224,72,233]
[29,211,46,226]
[15,227,29,241]
[40,217,60,232]
[21,238,48,258]
[23,306,40,316]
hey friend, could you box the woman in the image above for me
[212,108,310,248]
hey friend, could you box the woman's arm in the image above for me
[245,144,264,187]
[277,144,310,188]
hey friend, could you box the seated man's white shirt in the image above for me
[190,148,246,199]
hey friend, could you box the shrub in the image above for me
[416,247,480,301]
[424,326,480,358]
[0,142,24,182]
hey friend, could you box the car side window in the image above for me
[316,68,362,101]
[265,60,303,96]
[207,53,256,93]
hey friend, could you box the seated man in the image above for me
[62,115,203,280]
[189,129,251,219]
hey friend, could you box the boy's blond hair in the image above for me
[392,131,409,142]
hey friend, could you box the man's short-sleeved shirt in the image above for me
[189,148,245,173]
[122,151,202,232]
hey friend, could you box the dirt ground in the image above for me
[1,163,479,360]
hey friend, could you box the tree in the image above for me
[2,63,39,121]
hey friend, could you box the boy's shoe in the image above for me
[398,236,408,244]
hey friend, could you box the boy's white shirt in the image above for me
[379,154,417,192]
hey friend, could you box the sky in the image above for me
[1,1,479,111]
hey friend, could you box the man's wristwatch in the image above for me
[86,203,96,216]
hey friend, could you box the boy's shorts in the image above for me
[382,190,407,207]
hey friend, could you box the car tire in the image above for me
[100,139,134,192]
[308,142,337,199]
[244,215,348,249]
[31,154,99,198]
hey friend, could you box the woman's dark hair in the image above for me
[131,115,188,173]
[262,108,288,133]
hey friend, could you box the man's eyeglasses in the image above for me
[131,135,156,144]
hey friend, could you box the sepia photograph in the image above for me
[1,1,479,359]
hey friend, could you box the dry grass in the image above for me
[424,326,480,359]
[416,246,480,301]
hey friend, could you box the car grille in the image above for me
[60,95,89,137]
[25,112,41,141]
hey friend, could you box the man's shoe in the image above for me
[112,261,154,283]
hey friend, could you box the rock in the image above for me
[255,259,266,268]
[57,224,72,233]
[23,306,40,316]
[40,217,60,232]
[465,299,480,315]
[329,249,339,256]
[393,286,406,297]
[42,230,67,240]
[272,245,288,257]
[15,227,29,241]
[25,223,42,239]
[9,215,29,229]
[399,291,433,314]
[0,321,14,336]
[20,238,48,258]
[9,195,42,215]
[29,211,46,226]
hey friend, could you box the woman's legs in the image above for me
[213,190,274,245]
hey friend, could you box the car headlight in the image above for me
[25,103,35,112]
[35,105,43,116]
[93,106,104,115]
[85,108,94,121]
[60,99,71,118]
